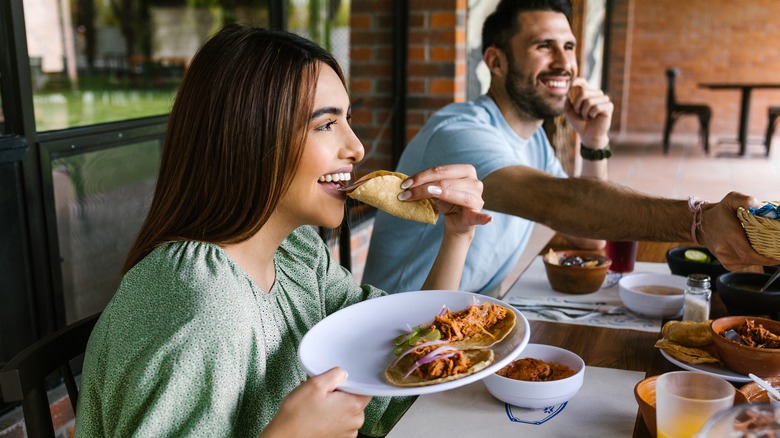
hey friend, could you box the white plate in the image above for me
[298,290,530,396]
[660,349,750,383]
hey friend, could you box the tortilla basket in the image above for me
[738,201,780,259]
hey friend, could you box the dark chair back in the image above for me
[666,68,681,108]
[0,313,100,438]
[662,67,712,154]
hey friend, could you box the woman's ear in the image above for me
[483,46,506,78]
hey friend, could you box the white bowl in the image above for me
[482,343,585,409]
[618,273,686,317]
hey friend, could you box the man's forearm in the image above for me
[483,166,691,242]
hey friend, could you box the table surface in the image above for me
[699,82,780,89]
[385,238,728,438]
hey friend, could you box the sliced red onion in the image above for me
[403,352,457,378]
[419,345,458,363]
[390,339,450,368]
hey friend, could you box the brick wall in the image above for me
[607,0,780,142]
[0,388,74,438]
[349,0,467,175]
[407,0,468,139]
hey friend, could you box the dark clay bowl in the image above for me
[542,250,611,294]
[665,247,729,291]
[718,272,780,320]
[711,316,780,377]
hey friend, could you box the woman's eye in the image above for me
[316,119,338,132]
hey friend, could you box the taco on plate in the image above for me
[385,341,494,387]
[436,302,516,349]
[346,170,438,224]
[392,302,516,354]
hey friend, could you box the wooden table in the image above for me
[699,82,780,156]
[528,238,725,437]
[383,237,739,438]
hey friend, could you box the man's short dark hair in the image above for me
[481,0,573,54]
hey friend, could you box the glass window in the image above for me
[288,0,350,80]
[0,77,4,134]
[25,0,272,132]
[52,140,162,323]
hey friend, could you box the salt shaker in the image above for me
[682,274,711,322]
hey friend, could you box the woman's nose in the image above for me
[343,125,365,162]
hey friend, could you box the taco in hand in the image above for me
[346,170,438,224]
[385,341,494,387]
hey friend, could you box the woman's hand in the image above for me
[261,368,371,438]
[399,164,492,235]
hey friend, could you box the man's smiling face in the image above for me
[503,10,578,120]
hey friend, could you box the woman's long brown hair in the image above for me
[123,25,345,274]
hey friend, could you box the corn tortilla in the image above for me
[347,171,438,224]
[385,348,494,387]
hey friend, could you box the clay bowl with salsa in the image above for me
[710,316,780,377]
[618,273,686,318]
[542,250,611,294]
[482,343,584,408]
[718,272,780,320]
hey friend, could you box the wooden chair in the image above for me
[0,313,100,437]
[765,106,780,156]
[663,68,712,154]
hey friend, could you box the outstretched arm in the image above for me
[483,166,779,270]
[397,164,492,291]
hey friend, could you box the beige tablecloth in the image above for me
[386,366,645,437]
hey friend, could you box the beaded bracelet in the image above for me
[688,196,707,245]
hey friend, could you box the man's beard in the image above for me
[504,55,568,120]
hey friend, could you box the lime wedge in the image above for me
[684,249,710,263]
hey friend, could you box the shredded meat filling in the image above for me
[433,302,508,342]
[409,344,471,379]
[729,319,780,348]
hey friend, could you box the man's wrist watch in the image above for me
[580,144,612,161]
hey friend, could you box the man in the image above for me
[362,0,778,295]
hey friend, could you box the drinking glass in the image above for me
[656,371,735,438]
[695,403,780,437]
[605,240,638,273]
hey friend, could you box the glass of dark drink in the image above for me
[605,240,638,273]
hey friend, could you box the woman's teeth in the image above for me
[318,173,351,183]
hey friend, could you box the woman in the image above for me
[74,25,491,438]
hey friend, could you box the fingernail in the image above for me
[427,185,442,195]
[749,197,761,208]
[401,179,413,189]
[398,191,411,201]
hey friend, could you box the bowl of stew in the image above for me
[483,343,584,408]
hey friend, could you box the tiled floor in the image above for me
[608,135,780,203]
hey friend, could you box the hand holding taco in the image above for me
[346,170,438,224]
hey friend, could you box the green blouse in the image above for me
[75,226,411,437]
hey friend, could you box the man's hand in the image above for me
[699,192,780,270]
[565,77,614,149]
